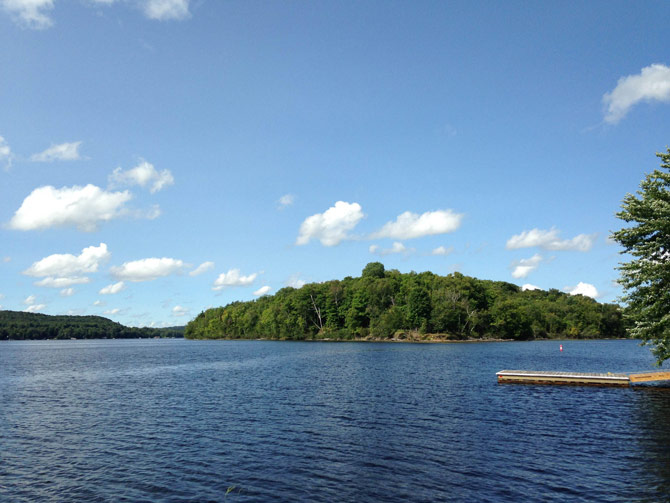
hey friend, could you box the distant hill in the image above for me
[0,310,184,340]
[185,262,626,341]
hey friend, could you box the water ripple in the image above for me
[1,339,669,502]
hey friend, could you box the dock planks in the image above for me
[497,369,670,386]
[628,371,670,383]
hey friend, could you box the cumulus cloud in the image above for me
[142,0,190,20]
[296,201,364,246]
[253,285,271,297]
[522,284,542,291]
[26,244,109,288]
[565,282,599,299]
[60,288,75,297]
[109,160,174,194]
[104,308,120,315]
[212,269,258,290]
[172,305,189,317]
[9,185,132,231]
[511,253,543,279]
[371,209,463,240]
[0,135,12,170]
[111,257,185,282]
[431,246,454,256]
[603,64,670,124]
[25,243,110,278]
[506,228,596,252]
[99,281,125,295]
[369,241,414,257]
[1,0,54,29]
[22,294,47,312]
[30,141,83,162]
[189,261,214,277]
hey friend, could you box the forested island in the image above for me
[0,310,184,340]
[185,263,626,341]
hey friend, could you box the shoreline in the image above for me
[186,336,632,344]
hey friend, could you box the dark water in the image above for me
[1,339,670,502]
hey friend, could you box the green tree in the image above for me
[362,262,385,279]
[611,148,670,364]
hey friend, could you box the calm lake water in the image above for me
[1,339,669,502]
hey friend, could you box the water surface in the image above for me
[1,339,669,502]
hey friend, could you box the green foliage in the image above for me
[0,311,184,340]
[185,263,625,341]
[611,148,670,364]
[362,261,385,279]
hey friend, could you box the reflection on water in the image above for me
[1,339,669,502]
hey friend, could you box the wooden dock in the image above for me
[497,370,670,386]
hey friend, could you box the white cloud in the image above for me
[111,257,185,282]
[3,0,192,28]
[24,304,46,313]
[565,282,600,299]
[142,0,190,21]
[212,269,258,290]
[603,64,670,124]
[24,243,110,279]
[24,294,36,305]
[278,194,295,209]
[60,288,75,297]
[172,305,189,317]
[296,201,364,246]
[104,308,120,315]
[1,0,54,29]
[253,285,271,296]
[189,261,214,277]
[511,253,543,279]
[506,228,596,252]
[522,284,542,291]
[0,135,12,170]
[30,141,83,162]
[3,257,11,263]
[371,209,463,240]
[286,274,306,289]
[24,243,108,289]
[109,160,174,194]
[9,185,132,231]
[99,281,125,295]
[93,300,103,306]
[370,241,414,257]
[35,276,91,288]
[431,245,454,256]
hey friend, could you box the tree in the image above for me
[611,148,670,364]
[362,262,385,279]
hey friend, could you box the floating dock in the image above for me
[497,370,670,386]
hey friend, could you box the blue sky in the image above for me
[1,0,669,327]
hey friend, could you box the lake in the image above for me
[1,339,669,502]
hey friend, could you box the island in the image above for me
[185,263,625,342]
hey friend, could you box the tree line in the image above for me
[0,310,184,340]
[185,262,625,341]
